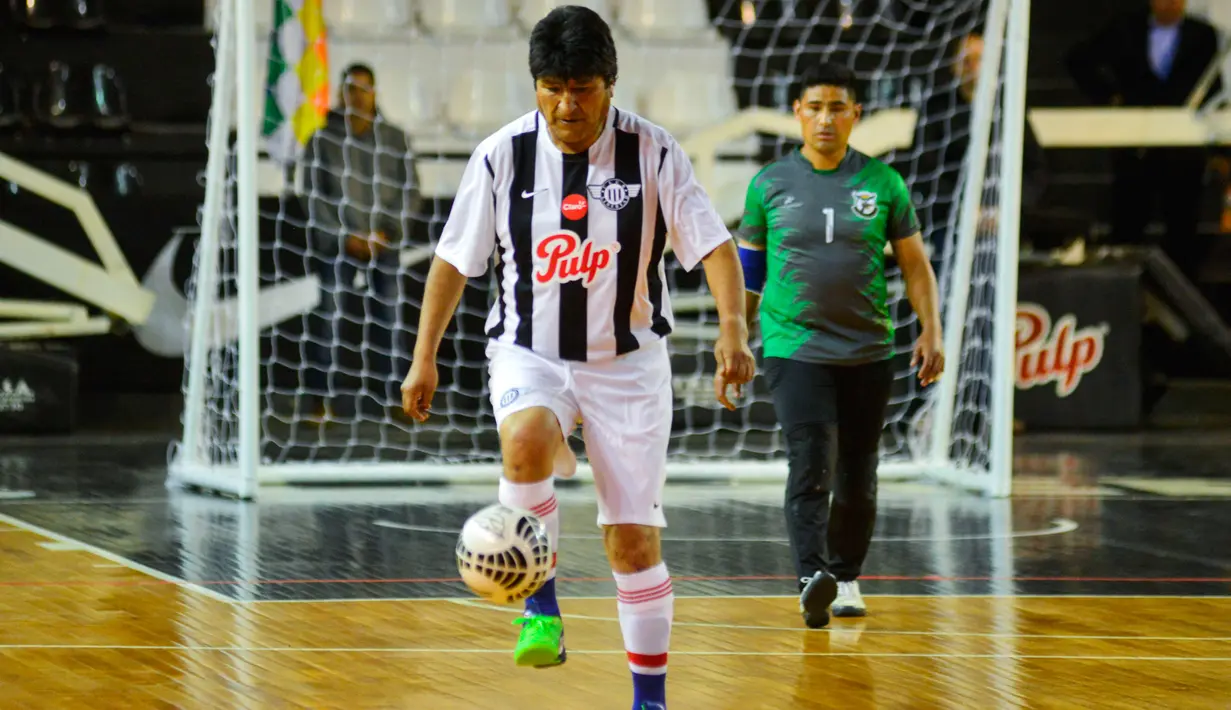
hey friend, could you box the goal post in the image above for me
[170,0,1025,499]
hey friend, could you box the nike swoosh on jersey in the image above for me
[521,189,546,199]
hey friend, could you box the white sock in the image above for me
[614,563,673,675]
[498,477,558,578]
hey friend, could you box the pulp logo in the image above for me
[561,194,588,221]
[535,230,620,287]
[1015,303,1108,398]
[0,378,36,413]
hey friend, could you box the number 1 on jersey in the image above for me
[823,207,834,244]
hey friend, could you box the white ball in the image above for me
[456,503,552,605]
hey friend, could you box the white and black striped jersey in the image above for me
[434,108,731,362]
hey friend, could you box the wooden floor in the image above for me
[2,520,1228,709]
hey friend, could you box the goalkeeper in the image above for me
[736,62,943,629]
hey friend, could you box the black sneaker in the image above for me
[798,570,838,629]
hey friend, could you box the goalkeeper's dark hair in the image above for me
[528,5,618,86]
[797,61,859,102]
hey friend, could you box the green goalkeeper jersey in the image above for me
[737,148,921,365]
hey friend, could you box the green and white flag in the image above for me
[261,0,329,165]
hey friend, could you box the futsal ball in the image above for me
[455,503,552,605]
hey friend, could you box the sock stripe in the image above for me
[627,651,668,670]
[616,579,673,605]
[528,496,558,517]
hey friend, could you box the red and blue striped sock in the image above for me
[614,563,673,708]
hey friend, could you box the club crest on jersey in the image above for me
[851,190,879,219]
[587,178,642,211]
[535,230,621,288]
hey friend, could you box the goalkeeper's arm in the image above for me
[738,239,766,336]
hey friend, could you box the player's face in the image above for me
[535,76,612,153]
[794,85,861,156]
[1151,0,1185,25]
[343,71,376,120]
[956,35,983,92]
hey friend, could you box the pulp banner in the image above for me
[1013,263,1142,429]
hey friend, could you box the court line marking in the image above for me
[372,517,1079,543]
[446,598,1231,642]
[244,592,1231,604]
[0,512,235,605]
[0,643,1223,661]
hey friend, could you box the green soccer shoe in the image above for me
[513,613,566,668]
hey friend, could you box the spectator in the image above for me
[1065,0,1222,282]
[300,62,422,421]
[911,31,1048,257]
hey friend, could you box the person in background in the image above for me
[1065,0,1222,283]
[300,62,421,422]
[914,31,1049,251]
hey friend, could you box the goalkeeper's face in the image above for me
[535,76,613,153]
[794,85,861,157]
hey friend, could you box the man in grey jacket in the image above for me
[300,62,421,421]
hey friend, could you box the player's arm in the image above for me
[734,174,770,334]
[403,149,498,420]
[892,233,940,337]
[413,259,470,364]
[891,215,944,389]
[739,241,764,337]
[661,140,755,409]
[700,240,749,341]
[887,171,943,384]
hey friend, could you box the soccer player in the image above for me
[400,7,755,710]
[736,62,944,629]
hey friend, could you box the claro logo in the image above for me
[1015,303,1108,398]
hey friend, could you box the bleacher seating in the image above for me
[616,0,715,42]
[416,0,517,38]
[517,0,615,28]
[324,0,413,38]
[234,0,751,204]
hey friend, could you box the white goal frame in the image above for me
[169,0,1029,500]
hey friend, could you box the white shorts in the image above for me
[486,339,672,528]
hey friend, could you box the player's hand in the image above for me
[401,358,438,422]
[912,329,945,386]
[713,325,756,411]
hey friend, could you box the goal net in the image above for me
[171,0,1023,498]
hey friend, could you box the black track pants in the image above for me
[763,357,893,583]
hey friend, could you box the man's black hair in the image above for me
[528,5,618,86]
[342,62,375,84]
[796,61,858,102]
